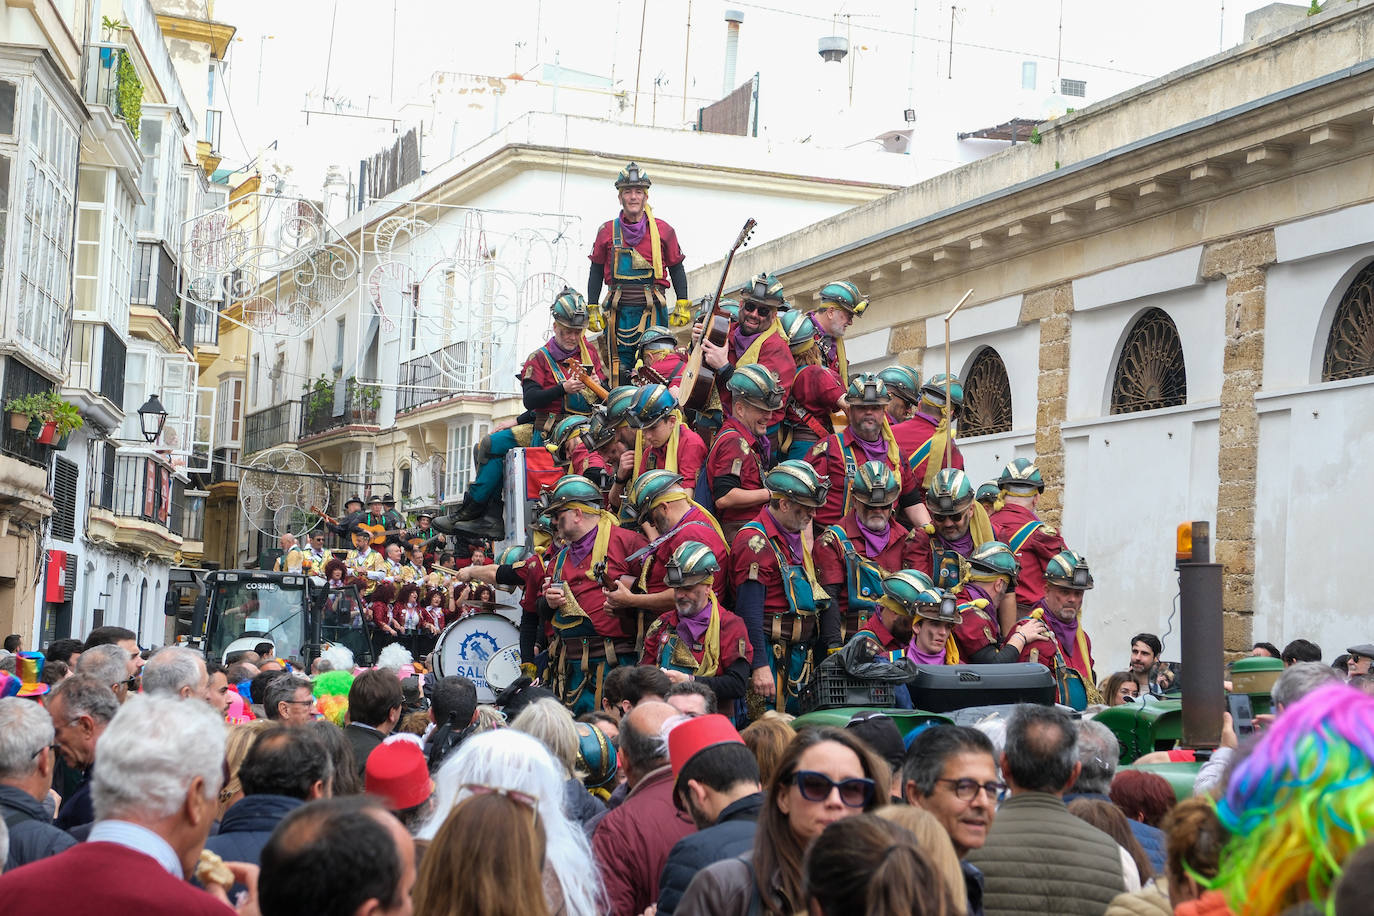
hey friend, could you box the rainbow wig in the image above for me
[1210,683,1374,915]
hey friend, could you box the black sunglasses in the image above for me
[739,301,773,315]
[931,512,964,522]
[791,770,875,808]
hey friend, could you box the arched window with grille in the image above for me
[1110,308,1187,414]
[1322,262,1374,382]
[960,347,1014,437]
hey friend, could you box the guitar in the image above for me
[311,505,405,547]
[678,218,757,412]
[632,363,669,387]
[560,359,609,401]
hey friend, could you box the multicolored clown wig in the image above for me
[1210,684,1374,915]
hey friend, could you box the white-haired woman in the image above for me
[511,697,606,831]
[419,729,604,916]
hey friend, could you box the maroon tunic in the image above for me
[990,501,1067,610]
[589,217,685,288]
[893,410,965,500]
[806,428,917,529]
[632,505,730,602]
[704,417,769,532]
[549,526,649,639]
[640,605,753,671]
[814,514,922,634]
[519,342,608,417]
[720,325,797,428]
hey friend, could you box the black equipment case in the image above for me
[908,663,1056,712]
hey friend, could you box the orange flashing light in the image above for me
[1176,522,1193,561]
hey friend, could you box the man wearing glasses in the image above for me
[47,675,120,834]
[0,697,76,869]
[700,272,798,440]
[902,724,1004,916]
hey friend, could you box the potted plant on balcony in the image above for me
[354,383,382,421]
[52,400,85,450]
[305,375,335,424]
[4,393,47,432]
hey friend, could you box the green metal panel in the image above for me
[792,707,953,737]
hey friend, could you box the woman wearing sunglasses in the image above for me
[676,726,888,916]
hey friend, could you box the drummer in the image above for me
[459,514,560,676]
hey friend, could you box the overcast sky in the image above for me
[214,0,1285,189]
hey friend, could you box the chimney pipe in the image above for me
[723,10,744,95]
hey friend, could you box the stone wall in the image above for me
[1021,284,1074,528]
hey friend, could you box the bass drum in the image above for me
[432,613,521,703]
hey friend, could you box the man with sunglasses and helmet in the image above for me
[699,272,798,438]
[588,162,691,386]
[641,542,752,712]
[989,457,1068,617]
[728,460,832,715]
[704,364,782,543]
[908,468,999,592]
[807,373,923,530]
[448,288,607,539]
[1017,549,1102,709]
[815,462,926,650]
[539,475,648,714]
[895,373,967,527]
[950,541,1050,667]
[879,365,922,425]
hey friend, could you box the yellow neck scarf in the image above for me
[834,336,848,379]
[680,592,723,677]
[879,414,902,468]
[739,318,783,365]
[633,412,684,479]
[645,204,663,281]
[920,404,954,490]
[649,490,726,543]
[968,501,996,547]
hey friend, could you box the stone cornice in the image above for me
[153,14,237,60]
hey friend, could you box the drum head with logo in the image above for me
[432,613,521,703]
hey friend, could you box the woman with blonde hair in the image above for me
[414,791,551,916]
[419,728,604,916]
[740,713,796,790]
[512,697,606,829]
[220,719,270,818]
[877,805,968,915]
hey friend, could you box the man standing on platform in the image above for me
[807,280,868,380]
[1018,550,1102,709]
[988,458,1066,617]
[728,460,831,715]
[704,365,781,543]
[807,374,922,530]
[815,462,923,649]
[894,373,966,526]
[700,272,797,439]
[879,365,922,425]
[541,475,648,715]
[588,162,690,385]
[641,543,753,711]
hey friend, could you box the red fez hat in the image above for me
[366,737,433,811]
[668,713,744,783]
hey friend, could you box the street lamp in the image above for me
[138,394,168,444]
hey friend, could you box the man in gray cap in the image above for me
[1346,644,1374,678]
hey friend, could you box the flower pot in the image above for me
[8,412,29,431]
[55,432,72,450]
[31,421,58,445]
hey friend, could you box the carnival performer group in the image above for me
[309,162,1106,718]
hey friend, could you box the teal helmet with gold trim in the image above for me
[663,541,720,588]
[764,459,830,508]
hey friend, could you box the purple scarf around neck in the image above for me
[1044,607,1080,657]
[766,507,804,564]
[545,336,579,362]
[618,213,647,246]
[566,524,599,568]
[907,639,946,666]
[938,529,975,556]
[676,598,713,646]
[857,519,890,556]
[731,325,764,354]
[851,433,889,463]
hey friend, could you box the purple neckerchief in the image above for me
[857,519,891,556]
[755,432,773,466]
[765,507,803,564]
[1044,606,1080,658]
[566,525,599,568]
[914,407,943,425]
[851,432,889,464]
[907,640,946,666]
[676,599,713,647]
[937,530,975,555]
[731,325,764,354]
[545,336,579,362]
[618,213,647,247]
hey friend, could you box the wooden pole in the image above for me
[943,289,974,468]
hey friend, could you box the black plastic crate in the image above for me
[804,670,897,712]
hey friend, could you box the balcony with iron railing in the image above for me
[210,447,239,485]
[397,342,493,413]
[90,453,183,552]
[299,378,381,439]
[1,360,56,470]
[65,320,127,429]
[131,240,180,328]
[80,43,142,140]
[243,401,299,456]
[192,302,219,348]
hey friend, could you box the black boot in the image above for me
[433,493,483,534]
[452,496,505,540]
